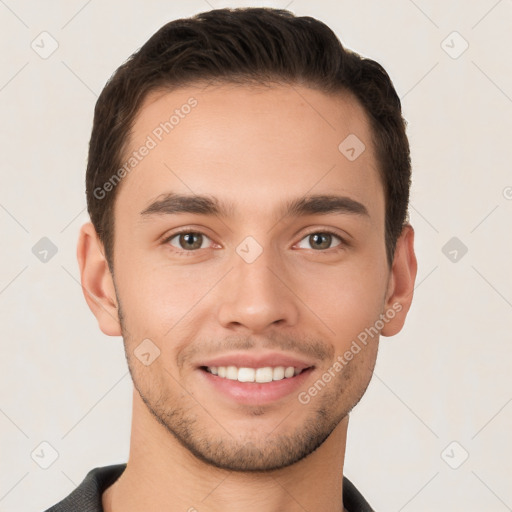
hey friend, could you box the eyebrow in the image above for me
[140,193,369,220]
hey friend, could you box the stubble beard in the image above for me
[117,297,374,473]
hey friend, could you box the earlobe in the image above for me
[380,224,418,337]
[76,222,122,336]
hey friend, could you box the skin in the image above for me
[77,83,417,512]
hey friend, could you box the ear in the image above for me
[76,222,121,336]
[380,223,418,337]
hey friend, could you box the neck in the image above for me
[103,389,349,512]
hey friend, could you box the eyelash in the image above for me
[162,228,348,256]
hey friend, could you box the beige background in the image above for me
[1,0,511,510]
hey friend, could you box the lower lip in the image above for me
[198,367,314,405]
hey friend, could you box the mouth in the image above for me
[198,365,315,407]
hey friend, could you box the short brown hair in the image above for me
[86,7,411,270]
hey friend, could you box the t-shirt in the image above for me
[43,463,374,511]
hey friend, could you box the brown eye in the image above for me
[310,233,331,250]
[296,231,343,251]
[168,232,209,251]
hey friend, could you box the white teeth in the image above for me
[255,367,273,383]
[238,367,255,382]
[284,366,295,378]
[226,366,238,380]
[206,365,304,383]
[272,366,285,380]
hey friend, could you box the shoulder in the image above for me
[43,464,126,512]
[343,475,374,512]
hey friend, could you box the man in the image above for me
[46,7,417,511]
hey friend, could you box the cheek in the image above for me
[115,259,219,338]
[290,256,388,345]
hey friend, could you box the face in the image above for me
[110,83,393,471]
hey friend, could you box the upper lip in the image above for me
[197,351,315,371]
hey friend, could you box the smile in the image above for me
[204,365,304,383]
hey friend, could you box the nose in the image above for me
[216,247,299,333]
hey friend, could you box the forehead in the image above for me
[116,82,383,222]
